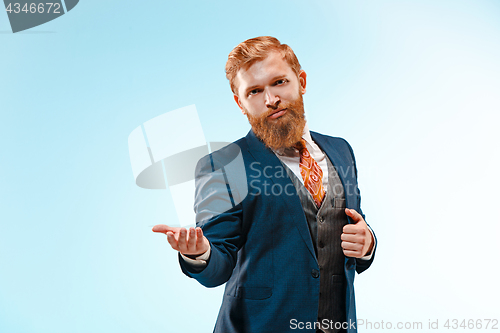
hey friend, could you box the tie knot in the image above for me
[293,139,307,152]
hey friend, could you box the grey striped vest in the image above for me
[282,154,348,333]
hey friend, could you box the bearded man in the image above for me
[153,36,377,333]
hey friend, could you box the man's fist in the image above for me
[341,208,374,258]
[152,225,210,256]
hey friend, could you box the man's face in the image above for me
[234,51,307,150]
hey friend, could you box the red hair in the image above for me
[225,36,302,95]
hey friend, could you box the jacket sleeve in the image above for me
[342,138,377,274]
[179,148,246,287]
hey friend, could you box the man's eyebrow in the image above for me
[270,75,287,82]
[245,75,288,94]
[245,85,260,94]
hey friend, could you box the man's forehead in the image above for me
[239,52,288,76]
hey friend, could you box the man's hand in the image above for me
[152,225,210,256]
[341,208,374,258]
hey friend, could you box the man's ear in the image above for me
[298,70,307,95]
[234,94,246,115]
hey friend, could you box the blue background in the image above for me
[1,0,499,332]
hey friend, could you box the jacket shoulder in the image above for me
[310,131,353,152]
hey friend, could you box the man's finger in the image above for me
[187,227,196,251]
[343,249,361,258]
[341,233,361,243]
[195,228,204,248]
[345,208,363,223]
[152,224,177,233]
[166,232,179,251]
[341,241,363,252]
[342,223,366,235]
[177,228,188,251]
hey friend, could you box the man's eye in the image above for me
[249,89,259,96]
[276,79,287,85]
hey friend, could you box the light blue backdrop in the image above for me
[1,1,499,332]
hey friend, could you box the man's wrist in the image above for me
[360,226,375,260]
[183,253,202,260]
[180,246,211,262]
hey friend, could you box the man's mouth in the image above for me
[268,108,287,119]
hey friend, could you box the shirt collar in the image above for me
[301,122,313,148]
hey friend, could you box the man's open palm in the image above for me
[152,225,210,256]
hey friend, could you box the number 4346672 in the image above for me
[5,3,61,14]
[444,319,498,330]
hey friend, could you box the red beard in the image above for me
[246,94,306,150]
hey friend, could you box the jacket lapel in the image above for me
[245,130,317,261]
[310,132,356,221]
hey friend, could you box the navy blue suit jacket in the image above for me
[180,130,376,333]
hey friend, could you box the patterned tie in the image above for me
[294,139,326,207]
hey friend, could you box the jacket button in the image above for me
[311,269,320,278]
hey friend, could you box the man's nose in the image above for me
[264,87,280,108]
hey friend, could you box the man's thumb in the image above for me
[345,208,362,223]
[152,224,172,233]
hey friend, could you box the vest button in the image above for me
[318,241,325,248]
[311,269,320,278]
[318,216,324,223]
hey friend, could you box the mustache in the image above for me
[262,105,288,118]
